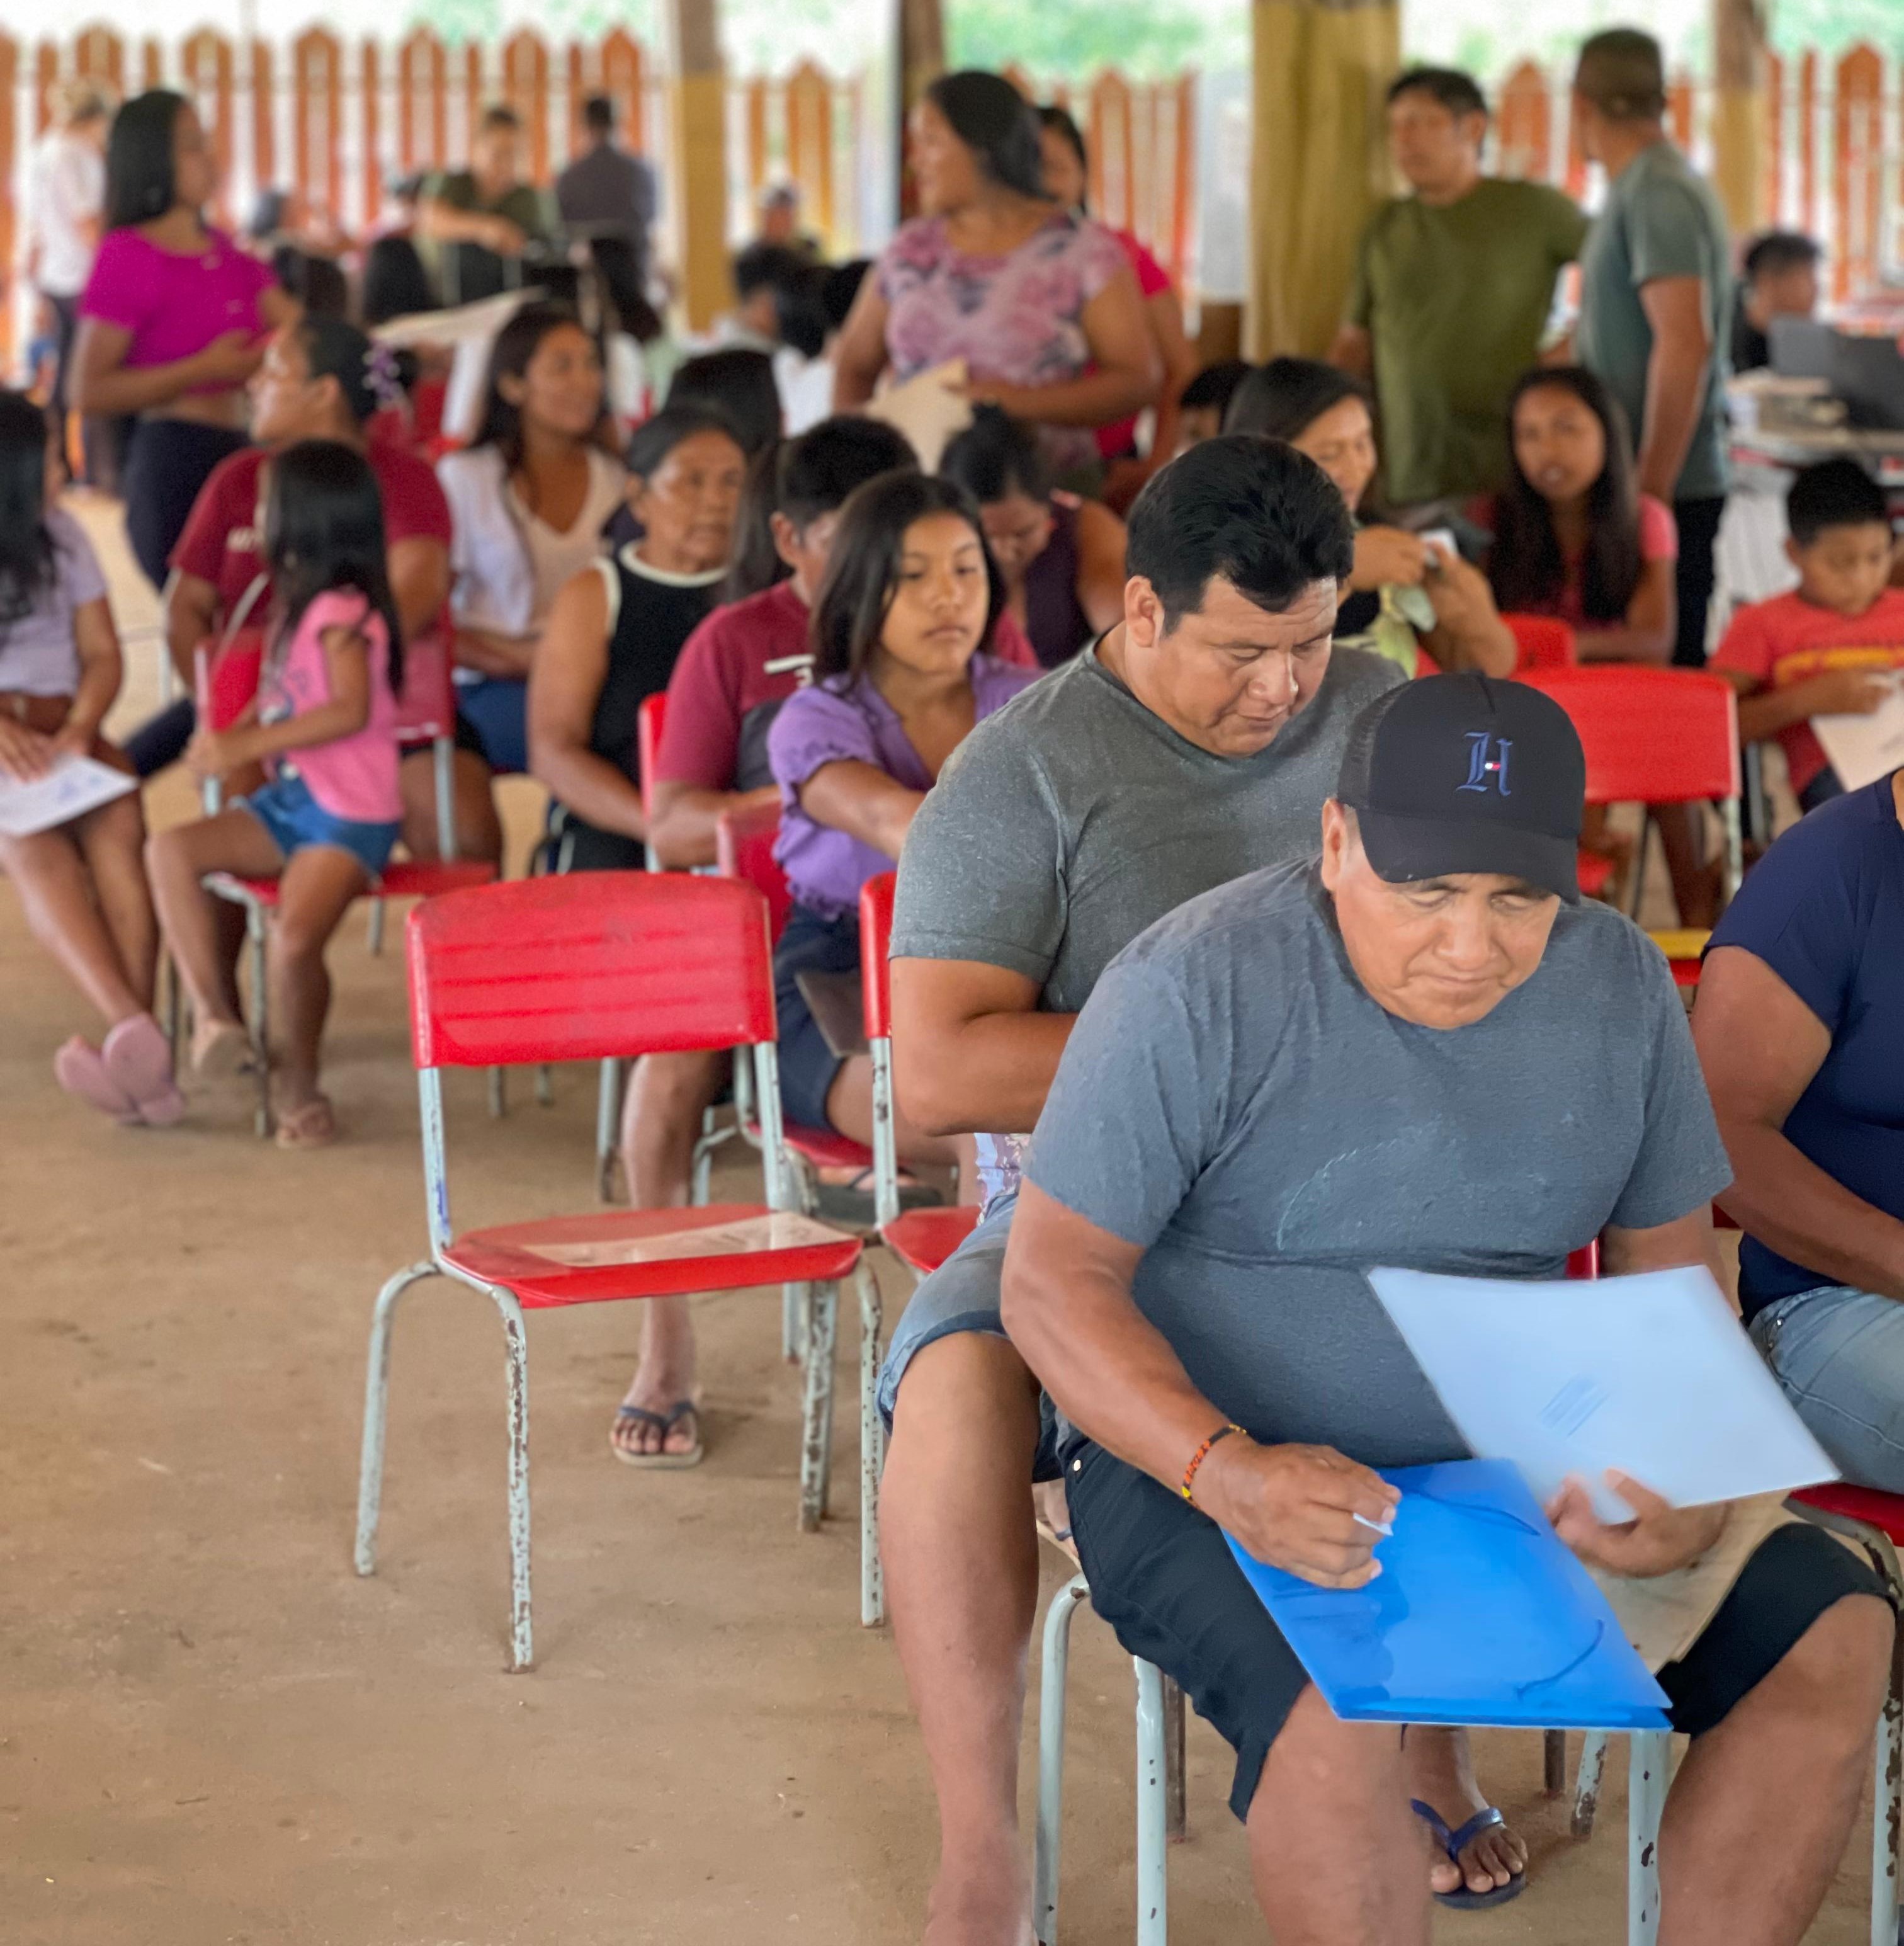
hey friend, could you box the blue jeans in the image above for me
[1748,1283,1904,1491]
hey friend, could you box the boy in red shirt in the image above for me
[1712,458,1904,813]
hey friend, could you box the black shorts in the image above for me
[772,901,859,1133]
[1065,1442,1888,1824]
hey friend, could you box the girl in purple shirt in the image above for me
[768,471,1034,1146]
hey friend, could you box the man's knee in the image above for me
[1775,1593,1895,1743]
[1250,1684,1402,1812]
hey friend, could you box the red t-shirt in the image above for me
[1097,231,1173,462]
[171,440,453,623]
[1710,586,1904,794]
[655,578,1038,794]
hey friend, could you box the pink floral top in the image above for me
[876,210,1129,475]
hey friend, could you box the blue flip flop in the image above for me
[1410,1801,1527,1910]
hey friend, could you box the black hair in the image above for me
[939,406,1051,506]
[821,259,870,334]
[733,241,809,303]
[775,265,832,360]
[292,253,349,319]
[105,89,189,230]
[471,302,602,471]
[665,349,781,458]
[1180,359,1252,418]
[1488,366,1642,623]
[1575,29,1667,122]
[811,472,1004,683]
[263,440,404,694]
[1125,435,1354,631]
[1037,104,1089,209]
[1224,357,1369,444]
[288,314,388,426]
[477,103,522,134]
[583,94,616,137]
[1788,457,1891,548]
[361,235,439,326]
[723,416,919,601]
[1743,230,1822,284]
[624,402,747,486]
[923,72,1048,200]
[249,186,291,241]
[0,391,57,627]
[1385,65,1489,120]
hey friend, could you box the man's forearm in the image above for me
[894,1008,1074,1138]
[1717,1120,1904,1302]
[1635,337,1709,503]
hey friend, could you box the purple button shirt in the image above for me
[767,652,1037,918]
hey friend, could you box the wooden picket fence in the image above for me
[0,26,1199,372]
[1492,44,1904,307]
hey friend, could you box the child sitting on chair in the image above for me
[1710,457,1904,814]
[0,390,176,1125]
[146,440,405,1148]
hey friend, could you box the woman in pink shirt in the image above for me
[72,91,293,591]
[147,442,404,1149]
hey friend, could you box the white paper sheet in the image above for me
[0,753,137,837]
[863,359,973,470]
[522,1211,846,1268]
[1812,677,1904,792]
[1366,1264,1838,1522]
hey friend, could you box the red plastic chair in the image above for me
[862,871,983,1277]
[353,875,888,1666]
[1502,613,1578,673]
[637,690,667,871]
[200,627,498,1134]
[1520,665,1743,990]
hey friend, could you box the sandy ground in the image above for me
[0,496,1879,1944]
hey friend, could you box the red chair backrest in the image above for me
[393,623,457,743]
[406,874,776,1070]
[1503,613,1577,672]
[715,799,793,945]
[638,691,666,823]
[1521,666,1740,806]
[203,630,265,731]
[1566,1240,1599,1280]
[861,870,896,1039]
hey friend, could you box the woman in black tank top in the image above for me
[528,405,747,871]
[943,406,1126,668]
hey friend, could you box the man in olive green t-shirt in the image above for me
[1331,67,1587,507]
[418,103,557,305]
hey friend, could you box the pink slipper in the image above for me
[54,1037,141,1124]
[101,1013,187,1127]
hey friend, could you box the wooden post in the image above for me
[1711,0,1767,236]
[897,0,944,218]
[1247,0,1398,358]
[666,0,728,333]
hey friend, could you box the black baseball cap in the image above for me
[1335,675,1585,904]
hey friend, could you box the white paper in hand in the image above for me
[0,754,137,838]
[1366,1263,1838,1522]
[1811,676,1904,792]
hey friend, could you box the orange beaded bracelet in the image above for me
[1182,1423,1245,1505]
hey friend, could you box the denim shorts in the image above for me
[235,774,399,879]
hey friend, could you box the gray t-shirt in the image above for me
[892,641,1405,1200]
[1576,140,1733,504]
[1025,860,1733,1468]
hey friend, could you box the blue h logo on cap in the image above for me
[1459,732,1512,797]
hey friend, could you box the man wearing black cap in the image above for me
[1001,673,1893,1945]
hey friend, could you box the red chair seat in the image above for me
[748,1117,875,1171]
[441,1202,862,1309]
[883,1205,982,1276]
[1790,1482,1904,1545]
[1577,849,1616,899]
[207,860,497,909]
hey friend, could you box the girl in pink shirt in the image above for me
[147,441,404,1149]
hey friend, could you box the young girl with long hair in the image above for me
[0,392,171,1124]
[146,441,406,1147]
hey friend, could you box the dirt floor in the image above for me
[0,497,1881,1944]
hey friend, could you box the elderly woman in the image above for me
[831,69,1157,489]
[1694,770,1904,1490]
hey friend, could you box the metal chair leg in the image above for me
[354,1261,440,1576]
[487,1066,507,1117]
[1573,1727,1610,1837]
[366,897,386,955]
[535,1063,555,1107]
[247,901,272,1137]
[1033,1575,1091,1945]
[1628,1731,1668,1946]
[1135,1657,1169,1946]
[596,1056,625,1203]
[857,1263,885,1627]
[490,1285,533,1673]
[798,1281,839,1532]
[1872,1540,1903,1946]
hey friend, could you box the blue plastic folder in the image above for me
[1223,1458,1670,1731]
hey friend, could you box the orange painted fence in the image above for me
[1493,45,1904,307]
[6,27,1199,370]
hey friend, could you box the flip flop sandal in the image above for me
[192,1020,256,1083]
[813,1168,944,1225]
[101,1013,186,1127]
[274,1096,337,1150]
[1410,1802,1527,1911]
[53,1037,141,1125]
[610,1401,703,1470]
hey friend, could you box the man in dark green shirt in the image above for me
[418,103,557,305]
[1332,67,1587,508]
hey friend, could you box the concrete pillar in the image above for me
[666,0,728,333]
[1711,0,1769,237]
[1247,0,1398,359]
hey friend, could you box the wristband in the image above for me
[1182,1422,1245,1505]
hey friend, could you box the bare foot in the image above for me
[611,1297,699,1461]
[1403,1724,1526,1898]
[191,1016,252,1080]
